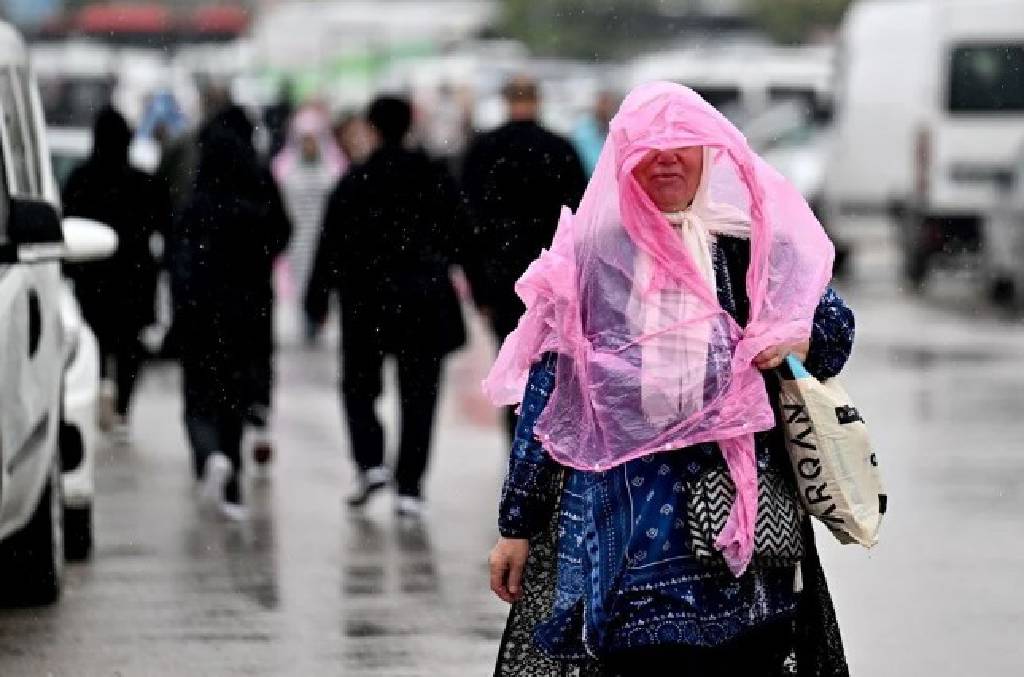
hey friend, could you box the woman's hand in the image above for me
[489,537,530,604]
[754,339,810,371]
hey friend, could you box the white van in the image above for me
[823,0,1024,285]
[0,22,115,603]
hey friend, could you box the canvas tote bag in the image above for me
[777,355,886,547]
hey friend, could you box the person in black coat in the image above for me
[181,105,292,470]
[64,106,170,436]
[170,116,288,518]
[461,76,587,439]
[305,95,466,515]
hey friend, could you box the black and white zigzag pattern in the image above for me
[687,469,805,567]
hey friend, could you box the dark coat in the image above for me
[305,144,467,357]
[169,126,287,411]
[461,120,586,314]
[64,108,170,342]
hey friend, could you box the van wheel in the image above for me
[904,247,930,289]
[0,456,64,605]
[64,504,93,561]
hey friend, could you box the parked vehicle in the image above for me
[47,126,125,560]
[747,100,831,211]
[747,100,849,276]
[982,144,1024,303]
[823,0,1024,286]
[0,21,116,604]
[58,276,101,560]
[46,125,91,189]
[627,44,834,124]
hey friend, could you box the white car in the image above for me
[0,21,115,604]
[47,125,111,561]
[58,280,101,559]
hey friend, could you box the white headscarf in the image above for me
[630,147,752,424]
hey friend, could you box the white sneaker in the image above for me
[395,495,425,519]
[218,501,249,522]
[199,452,232,508]
[346,466,389,507]
[111,419,130,446]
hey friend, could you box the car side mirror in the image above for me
[0,197,118,263]
[62,216,118,262]
[0,197,64,263]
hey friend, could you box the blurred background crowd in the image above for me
[0,0,845,216]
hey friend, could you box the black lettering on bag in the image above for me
[783,403,809,425]
[835,405,864,425]
[870,452,878,467]
[805,482,832,505]
[819,502,845,526]
[798,457,822,480]
[789,425,816,451]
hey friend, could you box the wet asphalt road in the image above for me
[1,219,1023,676]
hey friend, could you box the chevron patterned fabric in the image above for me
[687,468,805,567]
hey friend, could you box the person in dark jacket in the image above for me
[64,106,170,439]
[461,76,587,440]
[305,95,466,516]
[263,80,295,161]
[170,113,288,519]
[183,105,291,471]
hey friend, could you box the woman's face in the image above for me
[632,146,704,212]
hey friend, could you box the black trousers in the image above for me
[98,325,145,417]
[341,342,443,498]
[183,364,245,504]
[245,307,275,424]
[245,349,273,425]
[604,620,793,677]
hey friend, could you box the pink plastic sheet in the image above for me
[484,82,834,575]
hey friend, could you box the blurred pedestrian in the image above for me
[137,91,190,354]
[64,106,170,441]
[487,82,852,676]
[423,82,474,173]
[272,106,346,342]
[462,75,586,440]
[169,108,290,518]
[332,112,376,165]
[263,79,295,161]
[305,96,466,517]
[153,86,230,366]
[138,90,188,145]
[572,89,619,177]
[212,105,292,470]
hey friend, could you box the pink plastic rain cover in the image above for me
[483,82,834,574]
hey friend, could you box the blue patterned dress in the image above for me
[497,237,855,659]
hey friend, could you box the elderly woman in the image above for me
[487,83,852,676]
